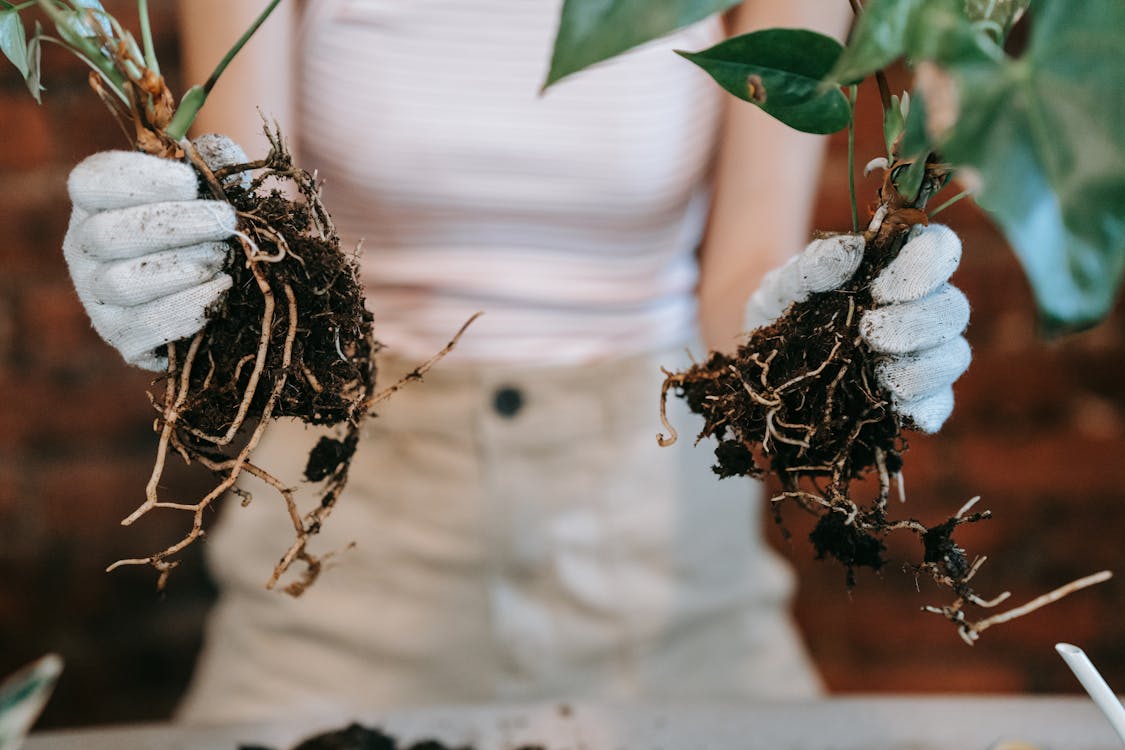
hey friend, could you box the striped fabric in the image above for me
[296,1,726,364]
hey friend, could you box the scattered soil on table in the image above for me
[241,722,544,750]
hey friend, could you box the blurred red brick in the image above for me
[13,280,103,365]
[47,89,142,165]
[0,3,208,731]
[821,657,1026,693]
[0,369,154,453]
[952,434,1125,500]
[0,460,22,515]
[0,194,71,278]
[32,455,154,535]
[0,96,52,171]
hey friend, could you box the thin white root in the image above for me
[366,311,483,409]
[111,284,301,586]
[127,333,204,525]
[875,447,890,508]
[864,156,890,176]
[867,204,889,234]
[181,236,277,446]
[775,338,843,394]
[955,495,982,519]
[936,570,1114,645]
[657,373,680,447]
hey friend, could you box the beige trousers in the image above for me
[176,350,822,725]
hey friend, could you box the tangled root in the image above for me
[73,15,464,595]
[107,127,378,595]
[660,165,1110,642]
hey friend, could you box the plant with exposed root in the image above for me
[109,127,379,596]
[545,0,1123,642]
[657,161,1110,644]
[1,0,472,595]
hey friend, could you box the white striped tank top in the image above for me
[296,1,726,364]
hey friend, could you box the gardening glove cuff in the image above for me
[743,234,865,329]
[63,138,245,371]
[859,223,971,433]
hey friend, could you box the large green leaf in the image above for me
[828,0,925,85]
[545,0,739,88]
[0,9,28,79]
[678,29,850,134]
[25,20,41,103]
[829,0,1002,85]
[905,2,1002,65]
[940,1,1125,330]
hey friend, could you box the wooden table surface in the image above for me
[24,695,1124,750]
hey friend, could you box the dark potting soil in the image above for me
[661,197,983,589]
[174,183,377,439]
[240,722,545,750]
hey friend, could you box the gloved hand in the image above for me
[63,134,246,371]
[743,223,970,433]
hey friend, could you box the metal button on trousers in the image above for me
[493,386,523,417]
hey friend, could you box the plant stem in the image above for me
[846,0,893,116]
[873,71,893,114]
[203,0,281,95]
[137,0,157,75]
[844,0,865,226]
[848,84,858,233]
[164,85,205,141]
[929,188,973,218]
[166,0,283,141]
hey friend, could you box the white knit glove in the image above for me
[744,224,970,433]
[63,135,246,371]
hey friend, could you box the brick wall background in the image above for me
[0,2,218,727]
[1,2,1123,730]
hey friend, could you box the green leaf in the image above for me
[677,29,850,134]
[34,2,125,95]
[904,1,1002,66]
[25,19,41,103]
[756,94,852,135]
[894,154,928,204]
[55,8,96,47]
[940,1,1125,330]
[898,88,929,158]
[828,0,1001,86]
[70,0,112,38]
[885,91,931,203]
[544,0,739,88]
[883,93,906,159]
[0,9,28,78]
[829,0,925,85]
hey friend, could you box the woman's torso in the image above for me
[296,0,726,364]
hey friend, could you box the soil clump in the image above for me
[655,163,1093,642]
